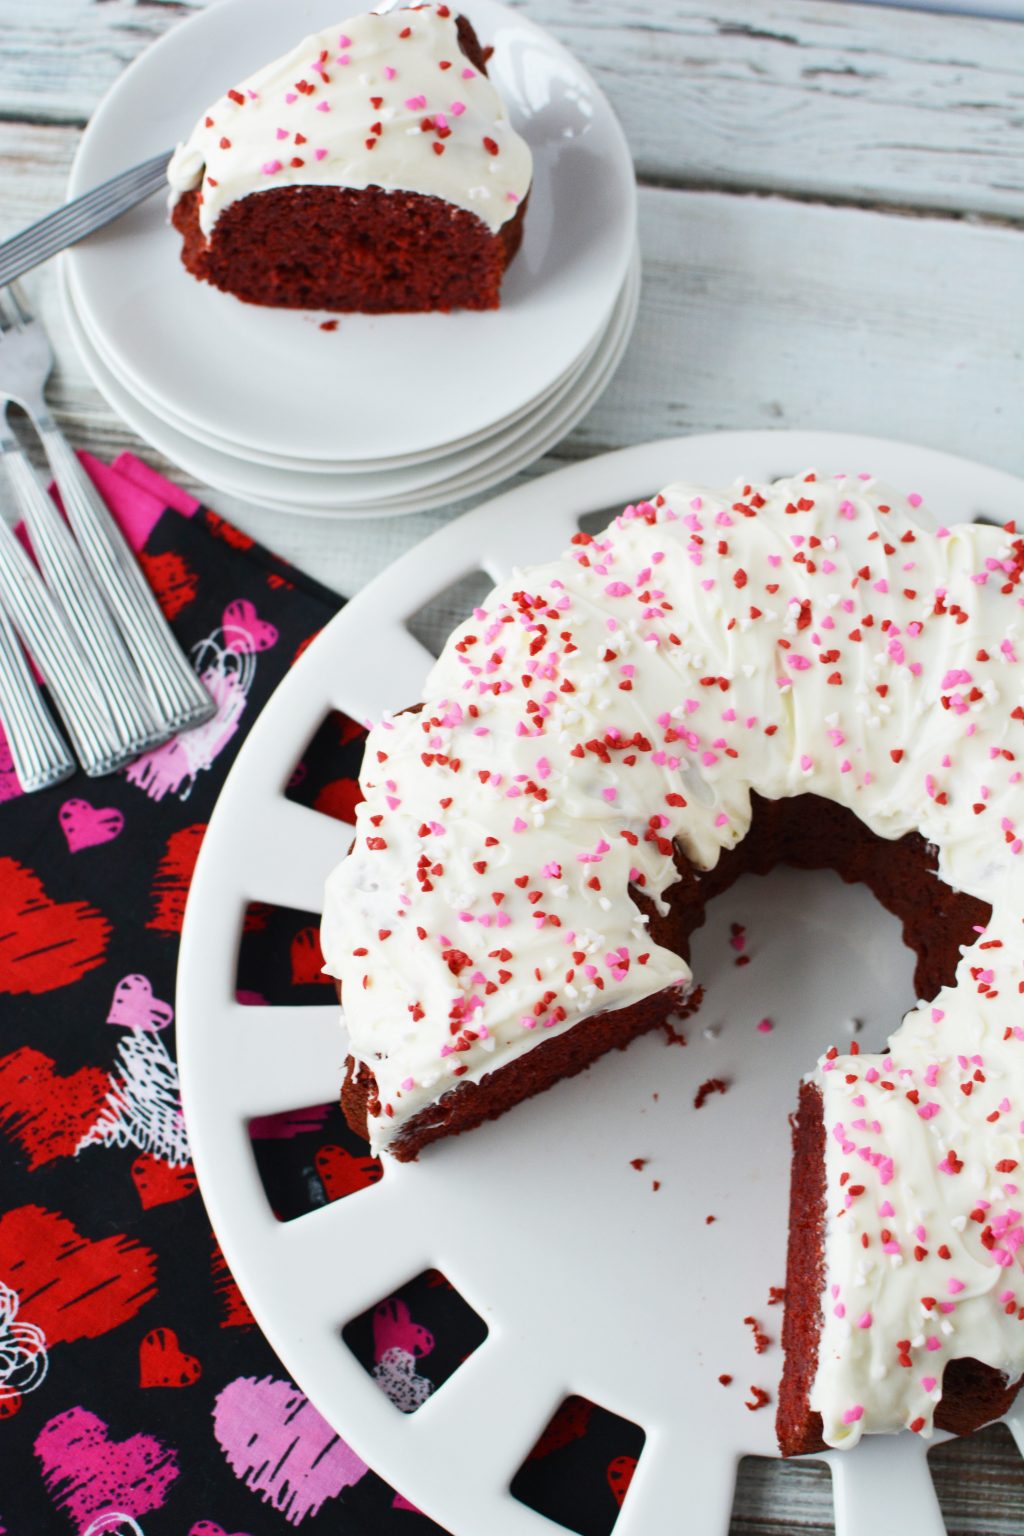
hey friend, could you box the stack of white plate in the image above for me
[63,0,639,519]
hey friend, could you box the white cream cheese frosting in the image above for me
[320,472,1024,1444]
[167,6,532,238]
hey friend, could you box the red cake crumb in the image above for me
[718,1374,733,1386]
[746,1386,771,1411]
[319,319,339,332]
[768,1286,786,1307]
[694,1077,728,1110]
[629,1158,648,1171]
[744,1316,771,1354]
[705,1215,717,1225]
[651,1179,661,1192]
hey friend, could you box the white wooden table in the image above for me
[2,1,1024,1529]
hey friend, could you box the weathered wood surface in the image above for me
[4,0,1024,215]
[2,1,1024,1527]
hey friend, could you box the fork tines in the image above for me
[0,590,74,792]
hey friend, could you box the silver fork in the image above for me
[0,514,135,775]
[0,589,74,791]
[0,149,172,291]
[0,286,214,737]
[0,403,162,760]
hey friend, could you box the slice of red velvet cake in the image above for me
[167,7,532,312]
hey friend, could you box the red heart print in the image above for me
[222,599,278,654]
[131,1153,198,1210]
[59,797,124,853]
[211,1239,255,1331]
[107,974,174,1031]
[0,858,110,995]
[138,549,198,620]
[139,1326,202,1388]
[147,823,207,935]
[0,1046,109,1170]
[313,777,364,824]
[0,1390,21,1418]
[34,1406,179,1528]
[314,1145,382,1202]
[290,927,331,986]
[0,1205,157,1345]
[206,512,254,550]
[529,1396,593,1459]
[607,1455,637,1508]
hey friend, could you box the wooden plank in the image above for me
[527,0,1024,218]
[12,119,1022,594]
[0,0,1022,216]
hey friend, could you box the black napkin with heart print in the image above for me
[0,453,641,1536]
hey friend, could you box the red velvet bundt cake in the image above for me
[167,6,532,312]
[320,472,1024,1455]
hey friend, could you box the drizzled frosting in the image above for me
[320,472,1024,1445]
[167,6,532,238]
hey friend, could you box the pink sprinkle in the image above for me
[922,1376,937,1393]
[461,67,476,78]
[907,492,922,507]
[512,817,527,833]
[756,1018,772,1033]
[947,1278,966,1295]
[842,1405,864,1425]
[338,32,352,46]
[284,92,297,103]
[602,788,618,803]
[405,94,427,110]
[450,100,466,115]
[401,1076,415,1091]
[261,159,283,174]
[856,1311,872,1329]
[315,147,328,160]
[383,65,397,80]
[275,127,288,140]
[316,101,331,112]
[337,54,350,65]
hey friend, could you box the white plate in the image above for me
[68,250,629,485]
[177,433,1024,1536]
[65,0,636,464]
[62,249,639,517]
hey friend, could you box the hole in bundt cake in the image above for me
[509,1394,646,1536]
[237,901,335,1006]
[248,1100,381,1222]
[406,569,496,658]
[340,1267,488,1414]
[283,708,367,823]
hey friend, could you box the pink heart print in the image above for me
[222,600,278,654]
[34,1405,179,1529]
[213,1375,366,1522]
[106,975,174,1032]
[189,1523,254,1536]
[372,1297,434,1362]
[59,799,124,854]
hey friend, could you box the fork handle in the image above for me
[1,440,163,756]
[37,424,214,734]
[0,595,75,792]
[0,516,134,775]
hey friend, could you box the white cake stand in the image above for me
[177,432,1024,1536]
